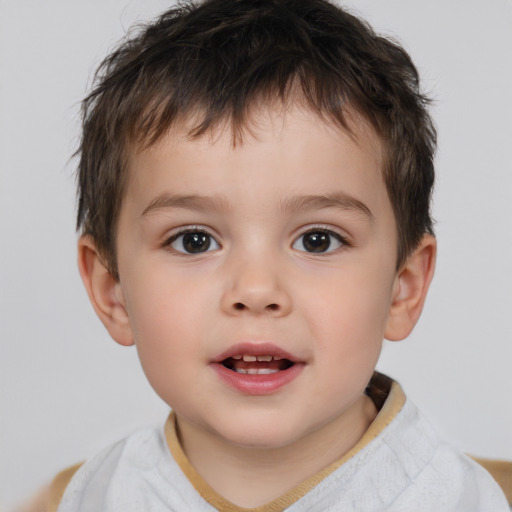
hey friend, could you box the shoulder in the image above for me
[46,462,84,512]
[51,425,172,512]
[379,397,510,511]
[293,377,509,512]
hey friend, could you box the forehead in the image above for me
[118,104,397,257]
[128,102,384,177]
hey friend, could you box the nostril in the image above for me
[230,302,282,313]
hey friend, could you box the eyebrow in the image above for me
[142,194,231,216]
[279,192,374,220]
[141,191,373,220]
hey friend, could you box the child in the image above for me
[46,0,509,510]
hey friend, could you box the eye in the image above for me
[292,229,345,254]
[167,230,220,254]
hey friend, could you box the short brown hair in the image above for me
[77,0,436,277]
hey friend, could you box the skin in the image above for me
[79,105,436,507]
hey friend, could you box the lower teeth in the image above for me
[235,368,279,375]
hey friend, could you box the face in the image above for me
[114,106,400,450]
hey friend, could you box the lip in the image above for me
[211,342,305,395]
[212,342,300,363]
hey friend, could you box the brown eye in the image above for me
[169,231,219,254]
[293,230,344,253]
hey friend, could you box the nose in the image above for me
[220,254,292,317]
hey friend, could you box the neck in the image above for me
[175,394,377,508]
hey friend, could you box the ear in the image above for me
[77,235,134,346]
[385,234,436,341]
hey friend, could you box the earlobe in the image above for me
[385,234,437,341]
[77,236,134,347]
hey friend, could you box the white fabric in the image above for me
[57,398,509,512]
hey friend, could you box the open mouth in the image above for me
[213,346,304,393]
[221,354,295,375]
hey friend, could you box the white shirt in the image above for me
[57,382,509,512]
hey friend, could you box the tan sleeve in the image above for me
[14,486,50,512]
[470,456,512,506]
[46,462,84,512]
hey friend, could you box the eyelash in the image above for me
[163,225,349,255]
[292,226,349,254]
[164,227,220,255]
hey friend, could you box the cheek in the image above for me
[302,265,394,357]
[122,272,209,367]
[125,282,207,408]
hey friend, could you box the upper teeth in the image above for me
[231,354,281,362]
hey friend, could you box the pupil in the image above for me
[183,232,210,253]
[304,232,330,252]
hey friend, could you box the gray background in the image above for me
[1,0,511,509]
